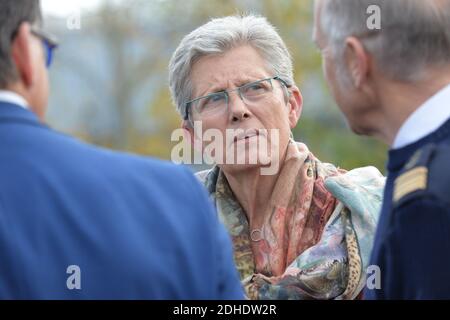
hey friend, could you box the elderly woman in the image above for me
[169,15,384,300]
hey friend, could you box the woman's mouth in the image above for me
[233,129,260,143]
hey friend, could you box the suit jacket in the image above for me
[366,118,450,299]
[0,101,243,299]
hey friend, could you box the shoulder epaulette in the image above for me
[393,143,450,208]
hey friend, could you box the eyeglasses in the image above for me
[184,76,289,121]
[30,27,59,68]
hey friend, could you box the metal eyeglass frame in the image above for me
[183,76,290,121]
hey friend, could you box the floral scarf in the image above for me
[197,141,385,300]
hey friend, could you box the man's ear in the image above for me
[287,85,303,129]
[344,37,370,88]
[11,22,35,88]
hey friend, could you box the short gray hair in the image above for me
[0,0,42,88]
[169,14,294,121]
[320,0,450,82]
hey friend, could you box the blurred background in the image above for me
[41,0,388,173]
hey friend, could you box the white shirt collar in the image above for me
[0,90,29,110]
[392,83,450,149]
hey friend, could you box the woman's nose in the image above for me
[228,91,251,123]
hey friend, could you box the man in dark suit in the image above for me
[0,0,243,299]
[313,0,450,299]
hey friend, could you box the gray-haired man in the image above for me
[313,0,450,299]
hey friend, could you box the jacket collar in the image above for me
[0,101,42,126]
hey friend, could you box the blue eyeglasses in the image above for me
[30,27,59,68]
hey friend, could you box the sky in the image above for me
[41,0,104,17]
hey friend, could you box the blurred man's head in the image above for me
[0,0,55,120]
[313,0,450,143]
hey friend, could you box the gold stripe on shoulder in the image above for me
[393,167,428,203]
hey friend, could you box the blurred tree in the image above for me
[46,0,387,172]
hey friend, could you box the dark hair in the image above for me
[0,0,42,88]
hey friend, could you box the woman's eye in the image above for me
[201,94,225,110]
[209,94,225,103]
[243,83,269,96]
[248,84,264,91]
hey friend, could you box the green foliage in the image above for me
[48,0,387,172]
[294,117,387,173]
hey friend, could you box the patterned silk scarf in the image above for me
[199,141,385,300]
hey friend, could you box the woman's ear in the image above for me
[182,119,204,153]
[181,120,194,147]
[287,85,303,129]
[181,120,202,152]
